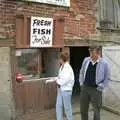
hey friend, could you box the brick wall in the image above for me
[0,0,96,40]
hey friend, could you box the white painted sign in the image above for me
[25,0,70,7]
[30,17,53,47]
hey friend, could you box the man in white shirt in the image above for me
[46,52,74,120]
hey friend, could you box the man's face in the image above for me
[89,49,99,61]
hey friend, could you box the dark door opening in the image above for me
[70,47,89,95]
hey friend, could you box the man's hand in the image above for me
[97,86,103,92]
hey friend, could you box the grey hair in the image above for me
[89,46,101,52]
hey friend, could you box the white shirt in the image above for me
[56,62,75,91]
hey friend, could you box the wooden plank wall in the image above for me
[14,80,57,118]
[98,0,120,29]
[16,15,64,48]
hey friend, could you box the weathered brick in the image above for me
[0,0,96,40]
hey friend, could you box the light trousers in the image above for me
[56,88,73,120]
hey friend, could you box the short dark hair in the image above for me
[60,52,69,62]
[89,46,101,53]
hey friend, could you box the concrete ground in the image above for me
[16,95,120,120]
[16,108,120,120]
[73,109,120,120]
[72,96,120,120]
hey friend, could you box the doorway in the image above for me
[70,47,89,95]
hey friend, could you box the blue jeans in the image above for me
[56,88,73,120]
